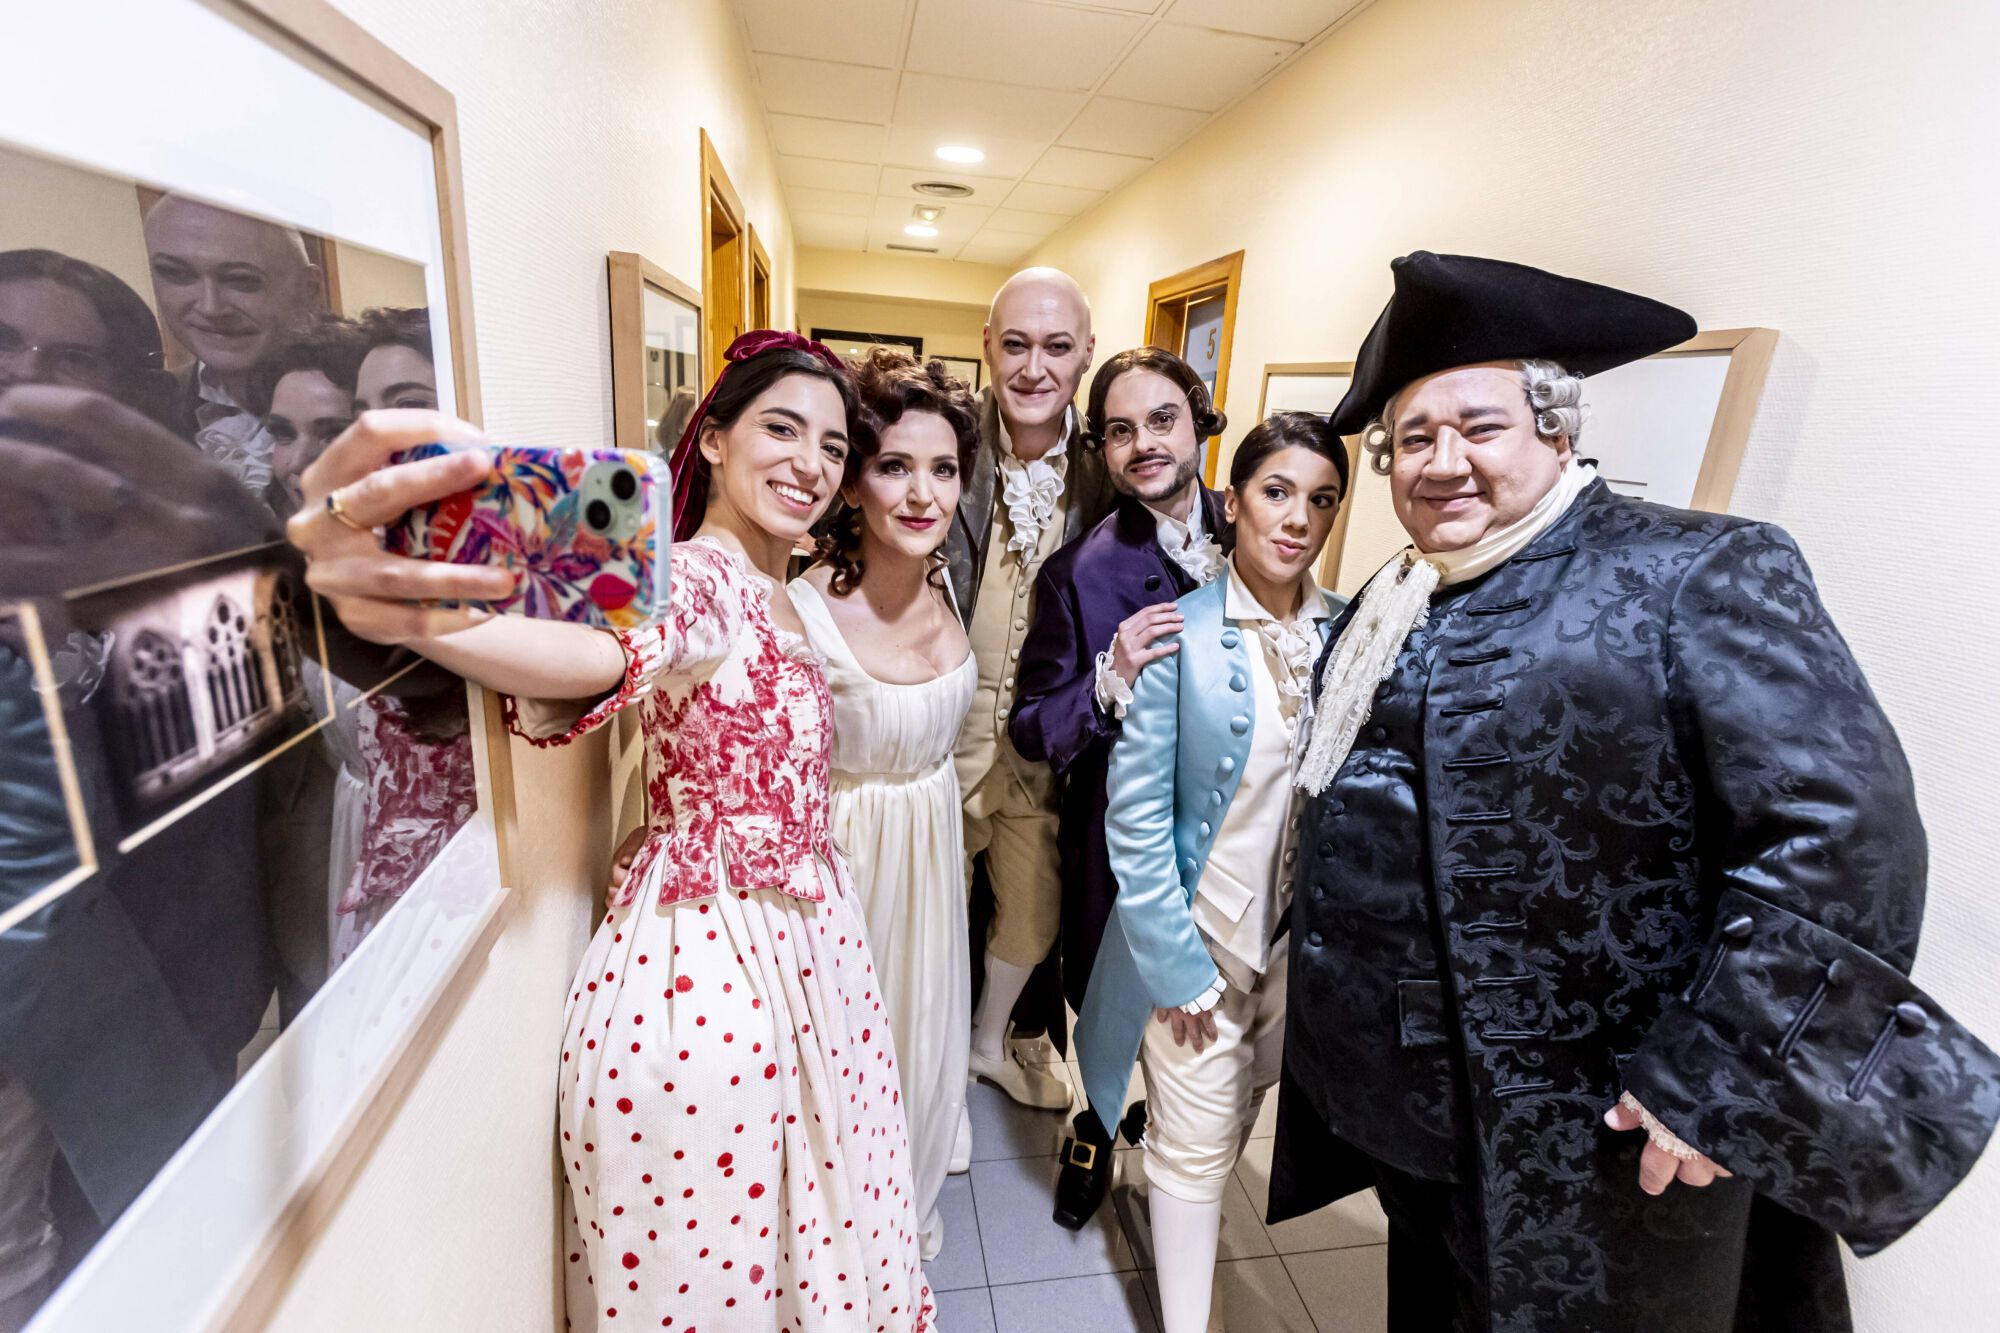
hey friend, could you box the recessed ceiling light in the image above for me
[936,145,984,165]
[913,205,942,223]
[904,223,940,238]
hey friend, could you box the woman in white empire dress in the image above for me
[792,350,979,1260]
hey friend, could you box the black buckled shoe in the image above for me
[1052,1108,1117,1230]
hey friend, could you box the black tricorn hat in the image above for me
[1328,252,1697,435]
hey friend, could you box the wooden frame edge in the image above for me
[1685,328,1778,512]
[746,222,773,328]
[699,128,748,377]
[608,250,704,453]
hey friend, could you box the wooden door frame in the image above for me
[746,222,772,331]
[699,128,747,382]
[1143,250,1245,485]
[1256,360,1362,590]
[607,251,703,452]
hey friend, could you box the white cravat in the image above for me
[996,415,1070,565]
[1149,498,1226,587]
[1225,559,1329,755]
[1296,461,1599,796]
[193,364,276,496]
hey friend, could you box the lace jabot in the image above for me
[996,416,1070,564]
[1148,500,1225,587]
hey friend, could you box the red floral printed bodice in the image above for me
[504,537,839,907]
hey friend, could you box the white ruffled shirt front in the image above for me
[995,415,1070,565]
[192,364,276,496]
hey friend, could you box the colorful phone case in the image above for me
[384,444,671,630]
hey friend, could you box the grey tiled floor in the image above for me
[928,1056,1390,1332]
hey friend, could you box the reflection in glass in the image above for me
[0,141,472,1326]
[644,283,700,453]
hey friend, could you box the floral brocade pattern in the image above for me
[336,695,477,912]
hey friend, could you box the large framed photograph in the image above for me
[1,3,515,1329]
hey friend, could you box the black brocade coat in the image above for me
[1269,480,2000,1331]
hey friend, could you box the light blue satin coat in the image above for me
[1073,573,1342,1125]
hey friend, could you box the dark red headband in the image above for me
[667,329,847,542]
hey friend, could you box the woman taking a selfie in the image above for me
[286,330,933,1333]
[1072,411,1349,1333]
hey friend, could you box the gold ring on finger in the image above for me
[325,487,372,532]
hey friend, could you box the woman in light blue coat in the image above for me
[1074,412,1349,1333]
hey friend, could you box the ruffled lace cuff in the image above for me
[1618,1091,1702,1161]
[1093,648,1132,719]
[501,624,667,748]
[1178,975,1226,1015]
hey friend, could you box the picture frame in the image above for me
[812,327,926,362]
[2,3,518,1328]
[933,353,984,392]
[607,250,703,455]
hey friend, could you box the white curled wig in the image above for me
[1361,359,1585,475]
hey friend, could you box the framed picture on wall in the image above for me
[933,353,984,391]
[609,251,703,454]
[1,3,514,1330]
[812,326,925,364]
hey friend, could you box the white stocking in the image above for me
[1150,1187,1223,1333]
[971,952,1033,1063]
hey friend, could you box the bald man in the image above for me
[949,268,1115,1115]
[143,194,322,494]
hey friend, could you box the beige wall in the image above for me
[254,1,793,1328]
[0,152,153,311]
[797,290,990,369]
[795,245,1012,309]
[1030,0,2000,1325]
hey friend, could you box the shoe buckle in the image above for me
[1064,1137,1098,1171]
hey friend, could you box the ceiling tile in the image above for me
[1162,0,1365,43]
[785,186,877,217]
[1026,144,1151,191]
[1100,23,1298,111]
[905,0,1141,90]
[877,165,1014,206]
[779,155,882,192]
[766,114,888,162]
[984,207,1069,239]
[882,127,1044,179]
[753,54,900,121]
[1001,180,1106,215]
[893,72,1085,140]
[1058,96,1209,157]
[737,0,913,67]
[957,233,1046,265]
[793,211,872,249]
[869,194,995,243]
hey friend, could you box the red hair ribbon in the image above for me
[667,329,848,541]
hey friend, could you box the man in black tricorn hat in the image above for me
[1270,251,2000,1330]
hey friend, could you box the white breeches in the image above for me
[1138,947,1288,1205]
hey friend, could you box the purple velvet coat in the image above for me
[1007,487,1228,1011]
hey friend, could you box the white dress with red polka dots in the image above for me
[507,537,934,1332]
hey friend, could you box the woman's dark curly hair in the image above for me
[815,346,978,596]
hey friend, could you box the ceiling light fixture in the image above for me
[936,145,985,165]
[913,205,942,223]
[904,223,939,238]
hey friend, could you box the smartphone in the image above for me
[384,444,670,630]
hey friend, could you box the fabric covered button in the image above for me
[1199,821,1211,839]
[1283,847,1297,867]
[1318,840,1334,859]
[1369,725,1388,743]
[1220,629,1240,649]
[1308,930,1324,947]
[1014,617,1027,630]
[1218,756,1236,776]
[1145,574,1162,591]
[1826,959,1851,988]
[1209,790,1223,807]
[1004,675,1015,689]
[1230,715,1250,735]
[1312,885,1325,900]
[1229,673,1248,692]
[1721,914,1755,944]
[1185,857,1199,873]
[997,704,1010,720]
[1327,800,1346,818]
[1895,1001,1929,1034]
